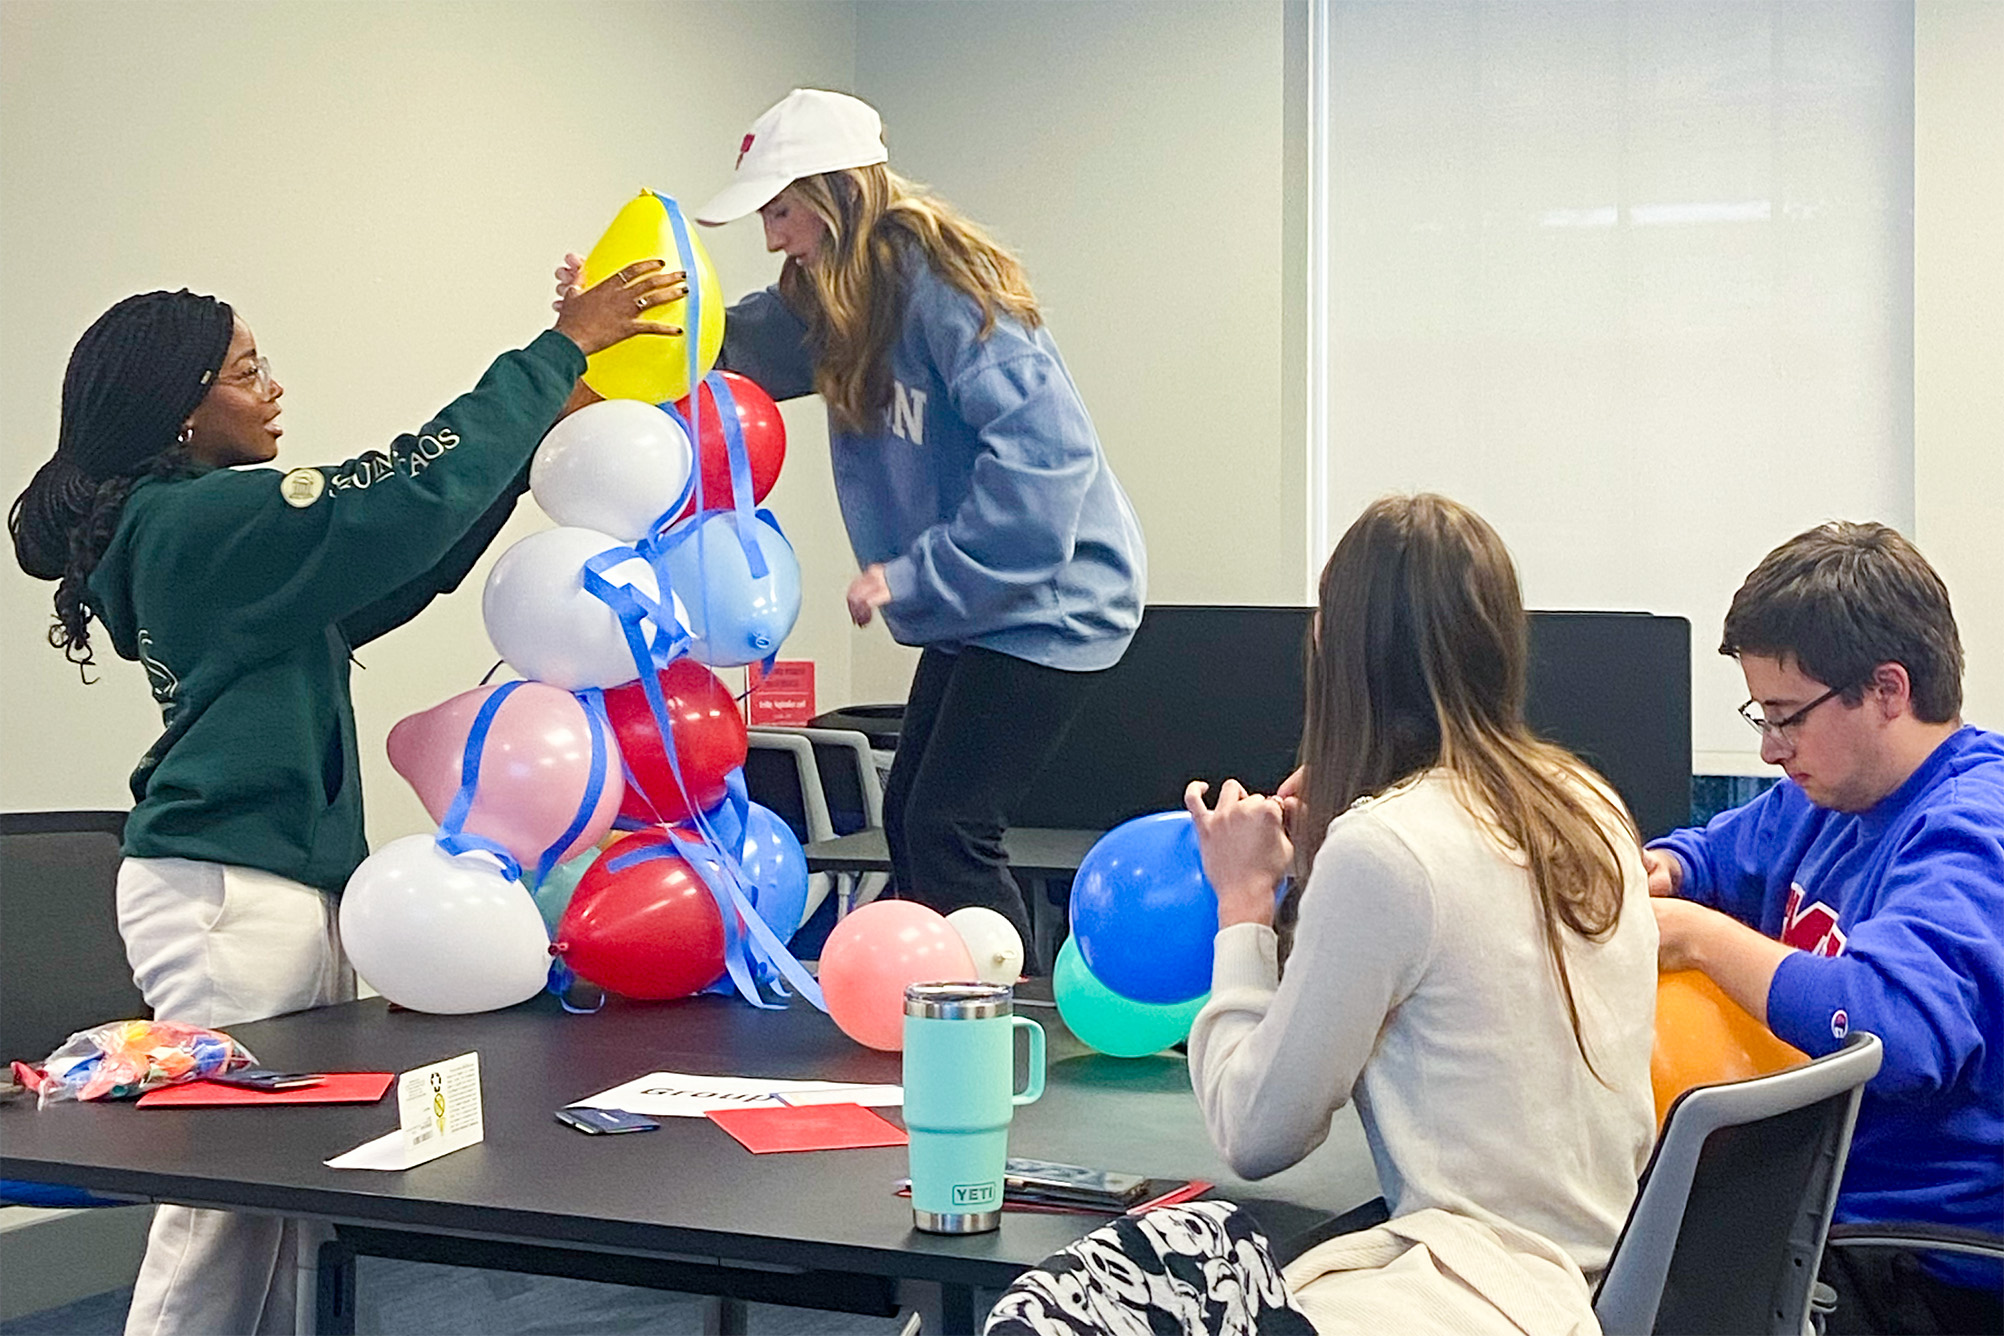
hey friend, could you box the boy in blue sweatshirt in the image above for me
[1645,521,2002,1336]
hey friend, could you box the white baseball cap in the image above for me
[695,89,888,225]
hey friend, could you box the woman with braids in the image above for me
[10,265,679,1336]
[564,89,1145,963]
[1177,495,1659,1333]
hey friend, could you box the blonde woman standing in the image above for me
[691,89,1147,961]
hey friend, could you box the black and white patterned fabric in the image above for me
[983,1200,1319,1336]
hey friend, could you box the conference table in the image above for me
[0,989,1385,1334]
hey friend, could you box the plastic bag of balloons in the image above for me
[22,1020,255,1107]
[579,191,725,403]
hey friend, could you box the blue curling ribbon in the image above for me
[532,688,612,887]
[434,680,526,883]
[572,534,825,1013]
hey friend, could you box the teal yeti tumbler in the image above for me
[903,982,1046,1233]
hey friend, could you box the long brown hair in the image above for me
[775,164,1040,432]
[1289,493,1635,1078]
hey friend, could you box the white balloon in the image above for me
[530,399,694,542]
[339,836,551,1014]
[945,906,1025,985]
[482,526,663,690]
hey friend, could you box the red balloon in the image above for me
[604,660,747,825]
[671,371,786,521]
[555,831,726,1000]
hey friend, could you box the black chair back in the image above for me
[0,811,147,1063]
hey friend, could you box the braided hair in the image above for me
[10,291,234,677]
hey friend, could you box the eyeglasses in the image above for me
[218,355,274,398]
[1737,686,1845,744]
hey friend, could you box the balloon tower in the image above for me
[339,191,817,1017]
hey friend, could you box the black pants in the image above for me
[883,645,1103,972]
[1821,1245,2003,1335]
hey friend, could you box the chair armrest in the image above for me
[1824,1222,2004,1260]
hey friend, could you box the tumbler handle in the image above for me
[1011,1016,1046,1106]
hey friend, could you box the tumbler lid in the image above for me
[904,981,1013,1020]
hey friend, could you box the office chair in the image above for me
[1594,1031,1883,1336]
[741,732,839,931]
[1,810,144,1209]
[1809,1222,2004,1334]
[753,725,890,914]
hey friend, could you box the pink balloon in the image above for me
[818,900,978,1051]
[388,683,624,873]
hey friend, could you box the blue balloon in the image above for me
[662,512,801,667]
[738,801,808,943]
[1053,936,1208,1058]
[1068,811,1216,1005]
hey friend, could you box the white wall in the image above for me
[852,0,1302,701]
[1915,0,2004,732]
[0,0,854,847]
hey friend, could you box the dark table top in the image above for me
[0,992,1381,1292]
[802,828,1104,879]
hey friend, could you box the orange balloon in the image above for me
[817,900,978,1051]
[1652,970,1808,1127]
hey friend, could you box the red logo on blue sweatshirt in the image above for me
[1781,884,1848,958]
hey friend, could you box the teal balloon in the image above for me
[528,847,602,937]
[1053,937,1208,1058]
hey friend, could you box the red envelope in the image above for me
[136,1073,393,1108]
[705,1101,908,1154]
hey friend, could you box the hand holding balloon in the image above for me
[1183,779,1290,929]
[553,258,689,355]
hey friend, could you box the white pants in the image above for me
[117,858,354,1336]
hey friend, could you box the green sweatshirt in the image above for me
[87,330,587,893]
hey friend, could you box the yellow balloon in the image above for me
[579,191,726,404]
[1651,969,1808,1128]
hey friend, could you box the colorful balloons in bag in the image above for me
[601,660,747,825]
[671,371,787,521]
[387,682,622,874]
[580,191,725,403]
[482,526,659,690]
[1068,811,1217,1006]
[531,399,693,542]
[818,899,977,1051]
[340,836,553,1014]
[554,831,727,1000]
[663,511,801,667]
[1053,936,1208,1058]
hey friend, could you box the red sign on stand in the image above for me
[746,660,816,726]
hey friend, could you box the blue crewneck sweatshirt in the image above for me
[718,251,1145,672]
[1652,726,2004,1284]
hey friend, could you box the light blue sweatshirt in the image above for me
[718,247,1145,672]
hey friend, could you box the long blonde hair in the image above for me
[775,165,1040,431]
[1290,494,1635,1079]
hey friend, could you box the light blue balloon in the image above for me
[738,801,808,943]
[527,847,601,937]
[662,512,801,668]
[1069,811,1217,1005]
[1053,937,1208,1058]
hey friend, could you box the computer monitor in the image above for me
[1010,605,1691,839]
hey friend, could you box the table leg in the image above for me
[314,1238,357,1336]
[700,1294,749,1335]
[940,1282,978,1335]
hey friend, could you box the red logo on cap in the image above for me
[736,133,755,170]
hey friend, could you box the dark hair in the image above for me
[1721,521,1963,724]
[1290,493,1633,1080]
[9,290,232,676]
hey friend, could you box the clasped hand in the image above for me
[1184,778,1292,929]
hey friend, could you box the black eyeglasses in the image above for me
[1737,686,1845,744]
